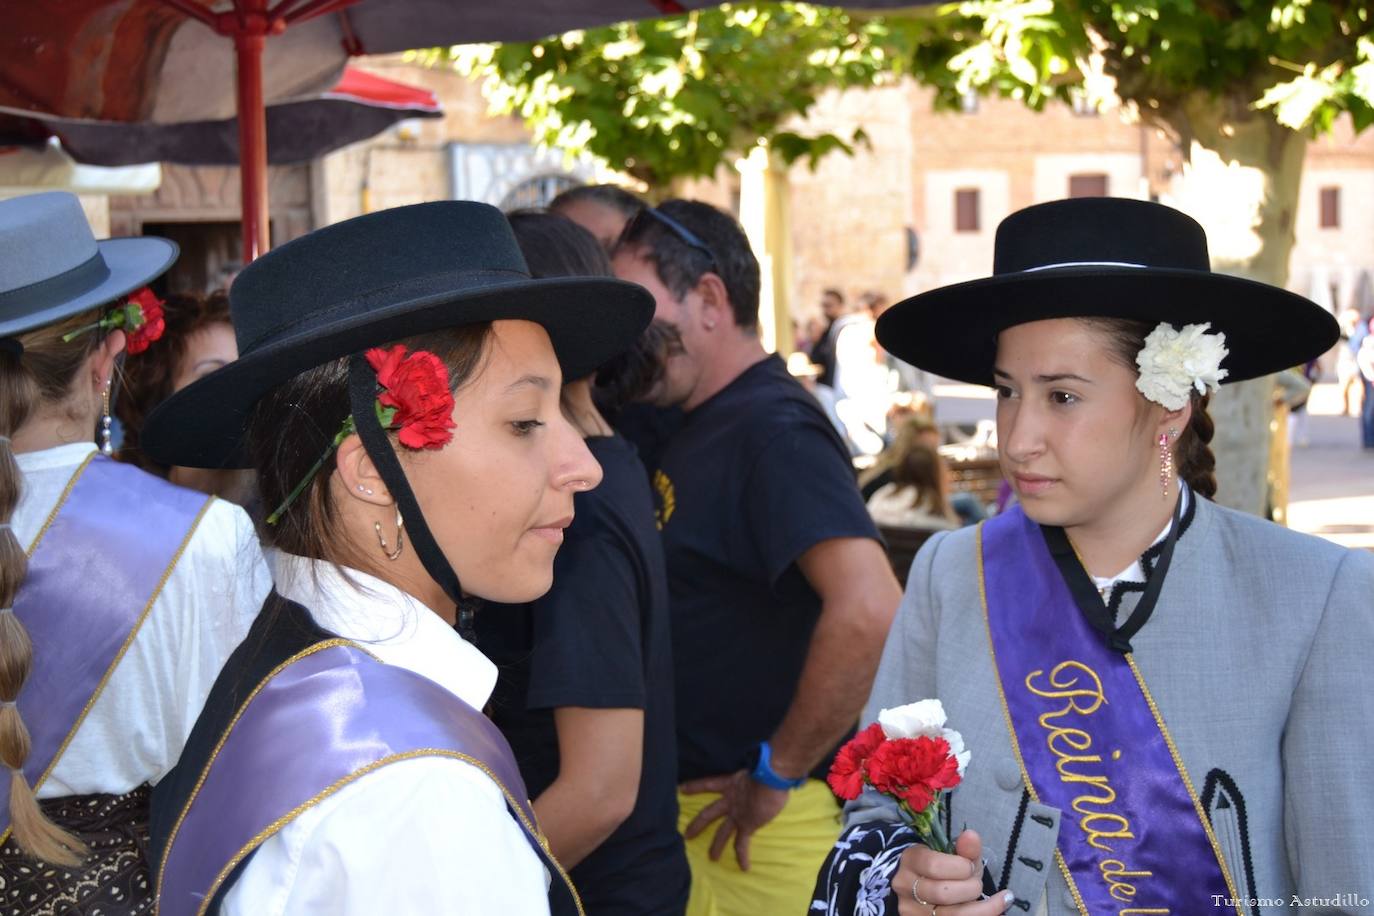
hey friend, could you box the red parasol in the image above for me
[0,66,441,168]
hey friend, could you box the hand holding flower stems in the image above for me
[829,700,1013,913]
[895,830,1014,916]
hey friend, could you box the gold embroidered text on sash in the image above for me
[1025,660,1166,911]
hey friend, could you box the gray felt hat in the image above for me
[0,191,178,340]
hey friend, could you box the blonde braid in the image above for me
[0,311,104,866]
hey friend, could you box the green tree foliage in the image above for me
[434,1,1374,187]
[891,0,1374,137]
[425,5,904,188]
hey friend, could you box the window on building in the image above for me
[955,189,981,233]
[1070,92,1101,117]
[1320,186,1341,229]
[1068,174,1110,198]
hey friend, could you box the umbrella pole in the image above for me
[233,9,271,263]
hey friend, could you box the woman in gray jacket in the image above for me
[814,198,1373,916]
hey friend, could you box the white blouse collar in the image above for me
[14,441,97,473]
[270,551,497,713]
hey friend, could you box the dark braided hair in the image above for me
[1087,318,1219,500]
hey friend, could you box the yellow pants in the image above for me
[677,779,841,916]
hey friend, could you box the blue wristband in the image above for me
[749,741,807,790]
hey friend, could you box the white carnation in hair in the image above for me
[1134,322,1229,410]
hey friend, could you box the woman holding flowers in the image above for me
[143,201,651,915]
[0,191,269,912]
[814,198,1374,915]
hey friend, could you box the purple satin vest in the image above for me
[1,454,211,840]
[156,639,582,915]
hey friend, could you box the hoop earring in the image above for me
[100,384,113,456]
[374,508,405,561]
[1158,432,1173,499]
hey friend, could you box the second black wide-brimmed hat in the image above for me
[144,200,654,468]
[876,197,1339,386]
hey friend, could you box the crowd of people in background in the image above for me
[1339,304,1374,449]
[2,183,1370,916]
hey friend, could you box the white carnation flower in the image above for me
[878,699,946,740]
[941,727,972,776]
[1134,322,1229,410]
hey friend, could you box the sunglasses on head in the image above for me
[630,207,719,272]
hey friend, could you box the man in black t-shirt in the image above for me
[612,201,903,915]
[478,434,689,915]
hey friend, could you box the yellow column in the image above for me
[735,144,795,356]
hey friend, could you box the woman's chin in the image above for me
[1016,498,1077,528]
[464,568,554,606]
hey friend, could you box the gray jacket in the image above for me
[846,496,1374,914]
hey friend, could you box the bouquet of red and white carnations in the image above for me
[826,699,971,854]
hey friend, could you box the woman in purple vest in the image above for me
[143,201,652,914]
[0,192,270,911]
[812,198,1372,915]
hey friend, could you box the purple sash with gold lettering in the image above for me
[0,454,212,841]
[156,641,582,916]
[980,506,1240,915]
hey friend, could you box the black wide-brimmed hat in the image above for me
[0,191,177,339]
[144,200,654,468]
[876,197,1339,386]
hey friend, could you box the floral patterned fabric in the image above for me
[810,821,918,916]
[0,786,152,916]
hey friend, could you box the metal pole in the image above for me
[230,0,271,263]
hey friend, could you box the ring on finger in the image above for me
[912,877,932,906]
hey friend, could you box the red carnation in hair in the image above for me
[826,723,887,801]
[365,345,456,450]
[123,288,166,354]
[864,736,962,813]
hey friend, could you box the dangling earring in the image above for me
[100,383,113,456]
[374,508,404,561]
[1158,432,1173,499]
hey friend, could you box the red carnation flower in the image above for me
[864,736,962,813]
[826,722,887,801]
[124,288,166,355]
[365,345,456,450]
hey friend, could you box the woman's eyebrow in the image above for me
[504,374,553,393]
[992,367,1094,384]
[1034,373,1093,384]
